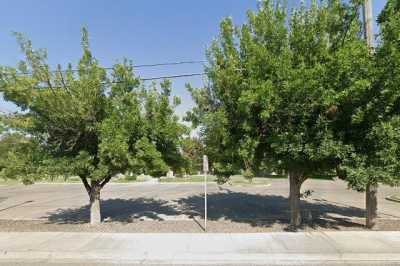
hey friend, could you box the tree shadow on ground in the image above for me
[175,187,366,230]
[45,198,180,224]
[45,188,366,230]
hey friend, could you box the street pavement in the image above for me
[0,231,399,265]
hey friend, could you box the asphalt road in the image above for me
[0,179,399,224]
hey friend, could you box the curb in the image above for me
[1,251,400,265]
[386,195,400,203]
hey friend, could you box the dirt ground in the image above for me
[0,218,400,233]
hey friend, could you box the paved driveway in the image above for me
[0,179,399,225]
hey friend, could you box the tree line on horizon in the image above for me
[0,0,399,227]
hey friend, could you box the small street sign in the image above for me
[203,155,209,173]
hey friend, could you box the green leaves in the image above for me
[0,28,186,184]
[336,0,400,189]
[130,137,169,177]
[188,0,372,180]
[0,135,56,184]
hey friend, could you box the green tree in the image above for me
[336,0,400,228]
[143,80,188,174]
[188,0,368,227]
[0,113,41,184]
[0,28,185,224]
[0,134,46,185]
[0,113,4,134]
[0,133,26,173]
[181,136,204,175]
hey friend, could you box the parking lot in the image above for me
[0,178,399,231]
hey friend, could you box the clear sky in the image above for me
[0,0,387,117]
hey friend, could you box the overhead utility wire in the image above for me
[15,60,206,76]
[133,60,206,68]
[15,72,207,89]
[140,72,205,81]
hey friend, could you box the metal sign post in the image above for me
[203,155,209,231]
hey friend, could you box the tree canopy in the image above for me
[337,0,400,190]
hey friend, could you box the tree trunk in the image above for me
[366,182,378,229]
[335,164,346,180]
[289,171,303,228]
[89,181,101,225]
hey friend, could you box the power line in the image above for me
[13,72,207,89]
[15,60,206,76]
[133,60,206,68]
[141,72,205,81]
[1,60,208,89]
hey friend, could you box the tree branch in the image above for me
[79,175,91,193]
[300,174,308,185]
[100,175,113,189]
[44,69,58,97]
[57,65,72,96]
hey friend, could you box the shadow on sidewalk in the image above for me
[45,189,365,229]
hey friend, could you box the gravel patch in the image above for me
[0,218,399,233]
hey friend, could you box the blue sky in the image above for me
[0,0,387,117]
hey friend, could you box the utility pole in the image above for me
[363,0,374,48]
[363,0,377,229]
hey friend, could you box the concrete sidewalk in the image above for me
[0,232,399,265]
